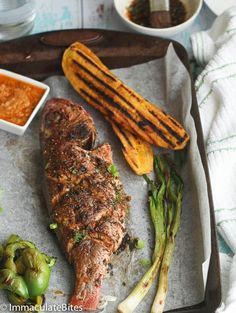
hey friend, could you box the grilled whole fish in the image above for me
[40,98,130,311]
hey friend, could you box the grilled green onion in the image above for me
[118,155,183,313]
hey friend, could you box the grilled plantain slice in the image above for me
[112,122,153,175]
[61,42,154,176]
[62,41,190,150]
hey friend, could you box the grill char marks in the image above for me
[159,120,185,144]
[111,122,154,176]
[75,66,175,148]
[62,41,190,150]
[75,49,117,82]
[77,73,135,122]
[40,98,130,311]
[113,123,133,147]
[79,88,145,142]
[40,98,96,155]
[74,47,186,145]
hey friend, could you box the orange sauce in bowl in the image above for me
[0,74,45,126]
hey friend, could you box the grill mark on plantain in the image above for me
[113,123,133,147]
[169,116,182,128]
[118,131,133,148]
[159,121,185,144]
[76,50,117,82]
[72,54,186,145]
[79,88,145,142]
[72,60,140,121]
[78,76,174,148]
[146,110,186,143]
[149,110,188,143]
[73,62,175,148]
[123,148,139,168]
[78,81,136,122]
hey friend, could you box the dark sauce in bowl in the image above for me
[127,0,187,28]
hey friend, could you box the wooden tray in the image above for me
[0,29,221,313]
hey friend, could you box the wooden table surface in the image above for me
[33,0,216,55]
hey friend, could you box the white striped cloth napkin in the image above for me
[191,6,236,313]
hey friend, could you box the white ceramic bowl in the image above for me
[0,69,50,136]
[114,0,203,37]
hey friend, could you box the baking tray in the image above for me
[0,29,221,313]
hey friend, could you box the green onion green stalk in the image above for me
[118,155,183,313]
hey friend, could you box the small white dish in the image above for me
[204,0,235,16]
[0,69,50,136]
[114,0,203,37]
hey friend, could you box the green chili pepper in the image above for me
[6,291,27,305]
[15,256,26,275]
[6,234,21,244]
[21,248,51,297]
[0,269,29,299]
[0,234,56,307]
[3,240,35,273]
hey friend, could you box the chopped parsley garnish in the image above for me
[107,164,119,177]
[115,191,122,203]
[69,166,78,175]
[139,259,151,268]
[47,256,57,267]
[74,232,86,243]
[135,239,145,250]
[0,207,3,214]
[49,223,58,230]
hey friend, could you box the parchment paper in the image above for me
[0,45,211,312]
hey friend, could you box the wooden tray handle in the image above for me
[0,29,174,80]
[40,30,104,47]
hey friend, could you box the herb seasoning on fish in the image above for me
[40,98,130,312]
[127,0,187,27]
